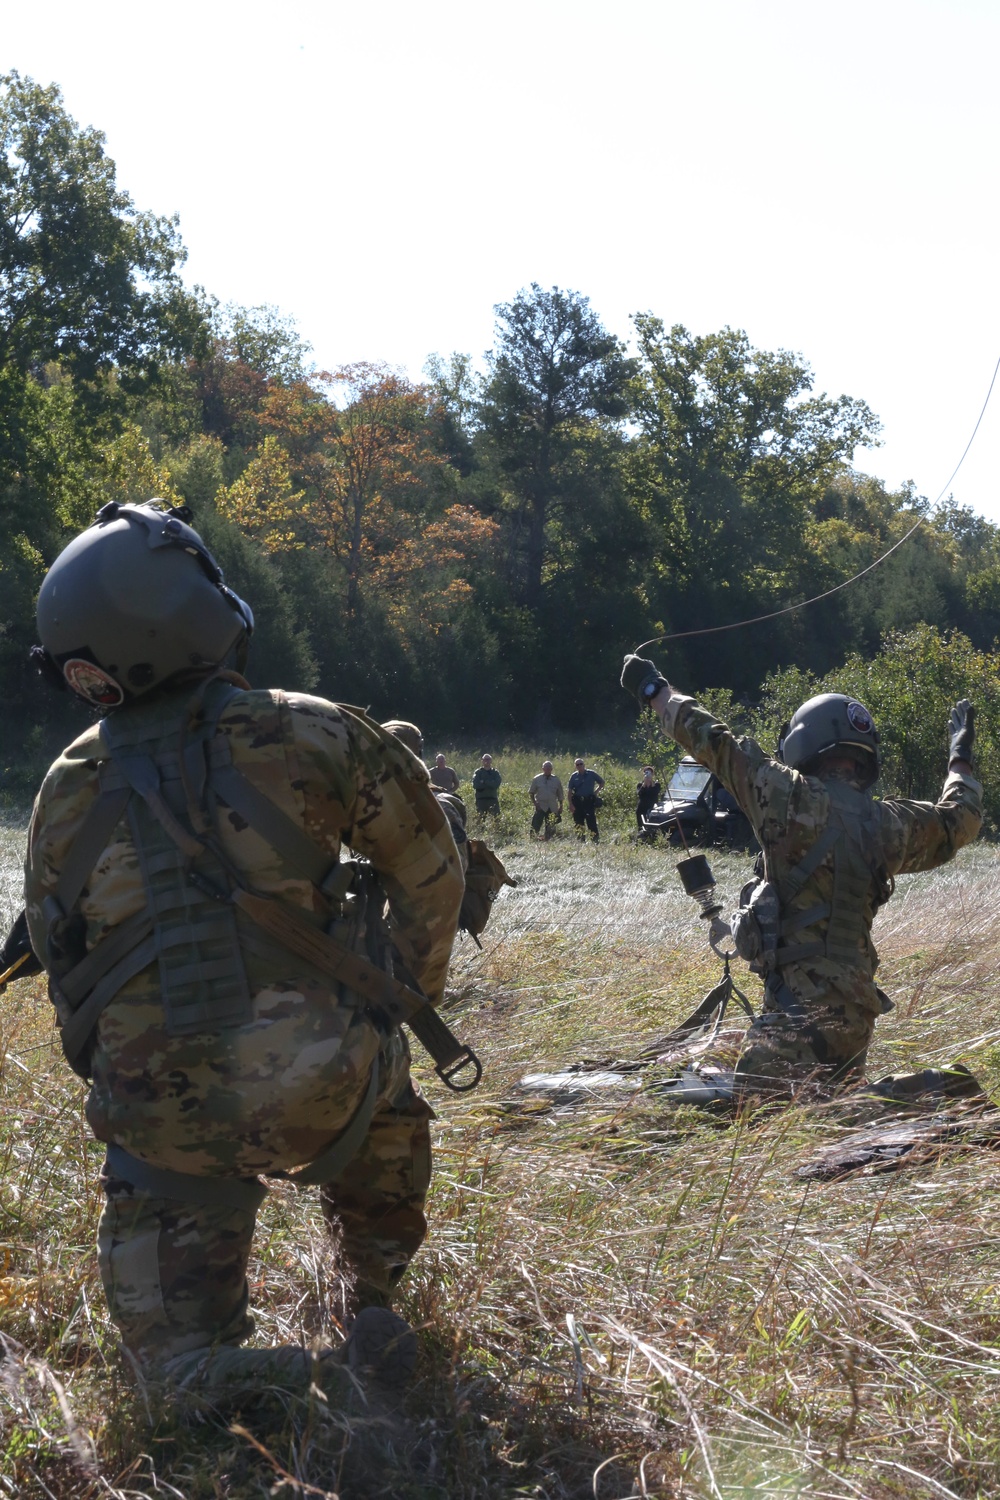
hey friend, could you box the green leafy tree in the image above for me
[0,72,207,746]
[631,320,880,690]
[0,72,205,390]
[214,303,312,385]
[215,435,305,554]
[424,351,477,476]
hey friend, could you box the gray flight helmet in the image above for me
[778,693,881,788]
[36,500,254,708]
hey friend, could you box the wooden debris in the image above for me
[797,1104,1000,1180]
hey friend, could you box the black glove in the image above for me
[621,654,671,706]
[948,699,975,764]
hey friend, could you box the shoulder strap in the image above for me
[209,747,335,890]
[57,927,159,1075]
[52,783,132,919]
[780,824,842,899]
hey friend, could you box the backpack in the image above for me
[459,839,517,941]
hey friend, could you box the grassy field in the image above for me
[2,795,1000,1499]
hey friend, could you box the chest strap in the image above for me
[52,786,132,919]
[779,826,841,900]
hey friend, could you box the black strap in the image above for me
[211,756,336,890]
[641,958,757,1053]
[53,785,132,918]
[774,940,825,965]
[107,747,205,859]
[781,826,841,899]
[56,907,155,1007]
[779,902,831,935]
[58,933,159,1069]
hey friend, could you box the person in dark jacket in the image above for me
[568,758,605,842]
[472,754,502,819]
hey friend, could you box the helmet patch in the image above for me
[62,658,125,707]
[846,701,874,735]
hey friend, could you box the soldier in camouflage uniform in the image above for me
[382,719,470,877]
[24,502,465,1386]
[621,655,982,1091]
[382,719,424,761]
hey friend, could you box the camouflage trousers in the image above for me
[734,982,876,1092]
[98,1054,433,1370]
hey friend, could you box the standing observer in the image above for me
[567,757,605,843]
[472,753,502,819]
[24,501,467,1390]
[429,753,460,793]
[529,760,564,839]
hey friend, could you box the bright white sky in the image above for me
[4,0,999,517]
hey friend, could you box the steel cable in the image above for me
[632,352,1000,653]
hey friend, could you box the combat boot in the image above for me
[866,1062,987,1104]
[344,1305,418,1389]
[158,1342,347,1397]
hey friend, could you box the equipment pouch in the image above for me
[460,840,517,939]
[731,878,780,970]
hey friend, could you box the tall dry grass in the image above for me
[2,811,1000,1498]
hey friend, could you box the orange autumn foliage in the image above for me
[215,361,494,620]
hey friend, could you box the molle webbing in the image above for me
[48,684,480,1091]
[824,782,887,966]
[99,688,252,1036]
[770,782,888,971]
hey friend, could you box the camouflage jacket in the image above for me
[24,687,464,1173]
[658,694,983,1015]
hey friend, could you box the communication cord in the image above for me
[632,352,1000,654]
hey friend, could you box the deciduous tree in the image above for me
[0,71,205,388]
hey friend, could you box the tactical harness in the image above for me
[731,778,894,1064]
[42,681,481,1205]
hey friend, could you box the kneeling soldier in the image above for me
[621,654,982,1092]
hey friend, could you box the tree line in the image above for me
[4,71,1000,815]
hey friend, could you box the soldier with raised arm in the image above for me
[621,654,982,1093]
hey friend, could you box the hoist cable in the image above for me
[631,351,1000,654]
